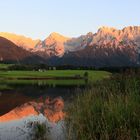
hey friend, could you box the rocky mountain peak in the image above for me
[0,32,40,50]
[98,26,117,33]
[47,32,69,42]
[122,26,140,32]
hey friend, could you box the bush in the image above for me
[84,71,89,78]
[32,122,50,140]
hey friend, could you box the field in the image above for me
[0,70,111,90]
[0,70,110,81]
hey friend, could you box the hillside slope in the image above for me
[0,37,44,64]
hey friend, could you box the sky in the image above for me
[0,0,140,39]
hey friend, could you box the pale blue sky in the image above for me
[0,0,139,39]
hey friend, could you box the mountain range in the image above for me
[0,26,140,67]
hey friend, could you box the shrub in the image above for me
[31,122,50,140]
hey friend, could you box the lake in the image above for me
[0,79,87,116]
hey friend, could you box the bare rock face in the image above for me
[64,32,93,52]
[0,97,65,123]
[34,33,69,57]
[47,26,140,67]
[34,32,93,57]
[91,26,140,47]
[0,32,40,50]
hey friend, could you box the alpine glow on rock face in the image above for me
[0,26,140,67]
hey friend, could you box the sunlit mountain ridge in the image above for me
[0,26,140,67]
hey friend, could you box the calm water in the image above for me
[0,80,87,116]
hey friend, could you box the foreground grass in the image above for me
[66,74,140,140]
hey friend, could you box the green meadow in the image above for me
[0,70,110,79]
[0,69,110,90]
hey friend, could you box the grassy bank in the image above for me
[0,70,110,90]
[66,74,140,140]
[0,64,12,69]
[0,70,110,81]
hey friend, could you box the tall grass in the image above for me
[66,74,140,140]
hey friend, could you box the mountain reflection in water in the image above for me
[0,80,86,119]
[0,97,65,123]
